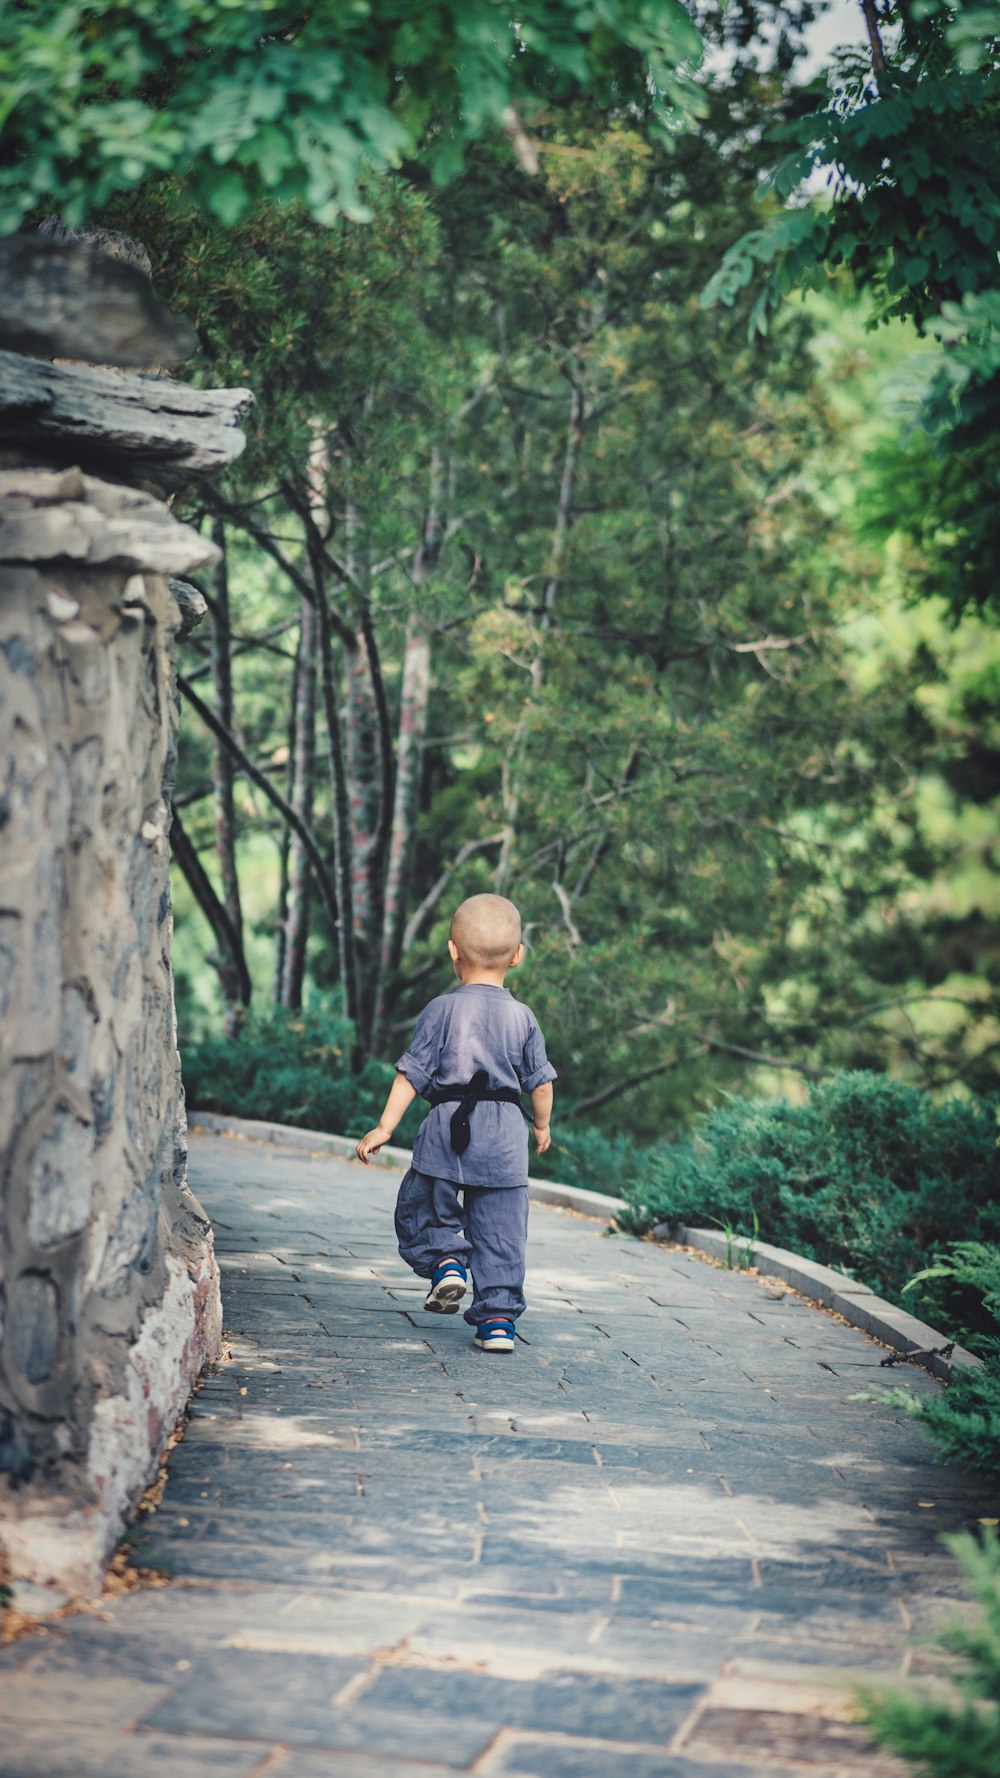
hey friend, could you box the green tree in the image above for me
[703,0,1000,615]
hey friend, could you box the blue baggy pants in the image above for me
[394,1167,529,1324]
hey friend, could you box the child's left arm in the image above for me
[355,1072,418,1164]
[530,1081,554,1154]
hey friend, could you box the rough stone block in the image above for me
[0,233,196,367]
[26,1107,94,1247]
[6,1271,61,1385]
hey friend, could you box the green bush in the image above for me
[863,1528,1000,1777]
[905,1243,1000,1357]
[877,1349,1000,1481]
[180,999,424,1148]
[873,1243,1000,1480]
[618,1074,1000,1337]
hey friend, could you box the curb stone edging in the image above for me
[670,1225,981,1383]
[188,1108,416,1172]
[187,1110,977,1383]
[187,1108,621,1217]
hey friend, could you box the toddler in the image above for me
[356,894,556,1352]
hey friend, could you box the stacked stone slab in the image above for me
[0,228,251,1600]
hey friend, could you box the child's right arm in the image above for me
[355,1072,418,1164]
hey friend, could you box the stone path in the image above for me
[0,1130,991,1777]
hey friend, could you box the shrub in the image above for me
[879,1349,1000,1480]
[863,1528,1000,1777]
[904,1243,1000,1357]
[873,1243,1000,1480]
[619,1074,1000,1337]
[180,999,425,1147]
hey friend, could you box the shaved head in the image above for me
[451,894,522,968]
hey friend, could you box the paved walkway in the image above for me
[0,1131,990,1778]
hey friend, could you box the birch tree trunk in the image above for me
[372,445,443,1048]
[345,628,384,1046]
[375,612,431,1037]
[273,629,300,1002]
[339,499,392,1050]
[279,592,317,1009]
[209,517,246,1033]
[303,430,359,1026]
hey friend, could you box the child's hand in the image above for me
[356,1124,392,1164]
[532,1123,552,1155]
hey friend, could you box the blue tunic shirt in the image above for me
[395,983,557,1188]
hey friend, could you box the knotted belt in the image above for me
[428,1068,522,1156]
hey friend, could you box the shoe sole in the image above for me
[423,1278,467,1314]
[474,1334,515,1352]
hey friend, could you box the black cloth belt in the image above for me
[428,1069,523,1156]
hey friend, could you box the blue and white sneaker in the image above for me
[474,1317,516,1353]
[423,1258,468,1314]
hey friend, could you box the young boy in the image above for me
[355,894,556,1352]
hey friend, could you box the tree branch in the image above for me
[700,1035,833,1078]
[401,832,506,956]
[552,879,583,949]
[214,496,357,648]
[861,0,887,75]
[169,807,251,1007]
[177,673,343,947]
[564,1053,699,1119]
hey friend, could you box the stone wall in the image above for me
[0,234,249,1601]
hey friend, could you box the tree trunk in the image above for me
[313,573,358,1025]
[345,628,384,1045]
[302,431,359,1028]
[209,517,245,1034]
[497,379,583,893]
[273,629,300,1001]
[376,613,432,1024]
[337,496,390,1050]
[279,593,317,1010]
[372,446,443,1047]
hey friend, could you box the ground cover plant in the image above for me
[863,1527,1000,1775]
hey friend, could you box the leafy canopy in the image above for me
[0,0,705,231]
[703,1,1000,337]
[702,2,1000,618]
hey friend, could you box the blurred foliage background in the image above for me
[9,0,997,1206]
[89,2,999,1139]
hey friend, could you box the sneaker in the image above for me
[423,1258,468,1314]
[474,1317,516,1353]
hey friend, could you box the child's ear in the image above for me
[511,942,524,968]
[447,938,460,963]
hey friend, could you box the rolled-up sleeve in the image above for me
[519,1016,557,1092]
[395,1005,438,1097]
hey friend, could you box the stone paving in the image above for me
[0,1129,991,1777]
